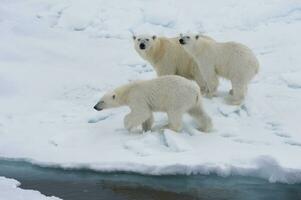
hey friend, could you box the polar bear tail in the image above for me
[189,92,213,132]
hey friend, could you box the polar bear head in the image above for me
[133,34,157,54]
[94,91,119,111]
[178,33,200,48]
[179,33,215,57]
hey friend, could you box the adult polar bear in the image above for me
[133,34,210,94]
[94,75,212,132]
[179,34,259,105]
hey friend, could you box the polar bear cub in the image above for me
[179,34,259,105]
[133,34,209,94]
[94,75,212,132]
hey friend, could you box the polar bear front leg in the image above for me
[142,113,154,132]
[193,67,210,95]
[197,63,219,98]
[167,111,183,132]
[124,106,151,131]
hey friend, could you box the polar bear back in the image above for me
[214,41,259,81]
[125,75,201,112]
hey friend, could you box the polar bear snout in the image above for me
[139,43,146,50]
[94,101,104,111]
[179,38,185,45]
[93,105,101,111]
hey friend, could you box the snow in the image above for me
[1,0,301,184]
[281,72,301,89]
[0,177,61,200]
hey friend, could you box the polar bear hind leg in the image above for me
[188,105,212,132]
[230,80,248,105]
[167,111,184,132]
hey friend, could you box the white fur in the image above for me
[133,34,209,94]
[94,75,212,132]
[179,34,259,105]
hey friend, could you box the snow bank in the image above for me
[0,177,61,200]
[0,0,301,184]
[281,72,301,89]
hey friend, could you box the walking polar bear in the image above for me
[94,75,212,132]
[133,34,210,94]
[179,34,259,105]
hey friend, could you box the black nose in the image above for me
[93,105,98,110]
[139,43,145,49]
[179,39,185,45]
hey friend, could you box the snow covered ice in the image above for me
[0,177,61,200]
[1,0,301,184]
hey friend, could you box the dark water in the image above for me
[0,160,301,200]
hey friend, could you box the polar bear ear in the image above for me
[132,35,136,40]
[195,35,199,40]
[152,35,156,40]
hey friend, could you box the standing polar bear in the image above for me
[94,75,212,132]
[133,34,210,94]
[179,34,259,105]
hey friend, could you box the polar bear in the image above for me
[133,34,211,94]
[94,75,212,132]
[179,34,259,105]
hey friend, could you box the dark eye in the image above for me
[138,38,141,41]
[146,39,149,41]
[187,36,190,39]
[112,95,116,99]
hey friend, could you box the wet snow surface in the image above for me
[1,0,301,184]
